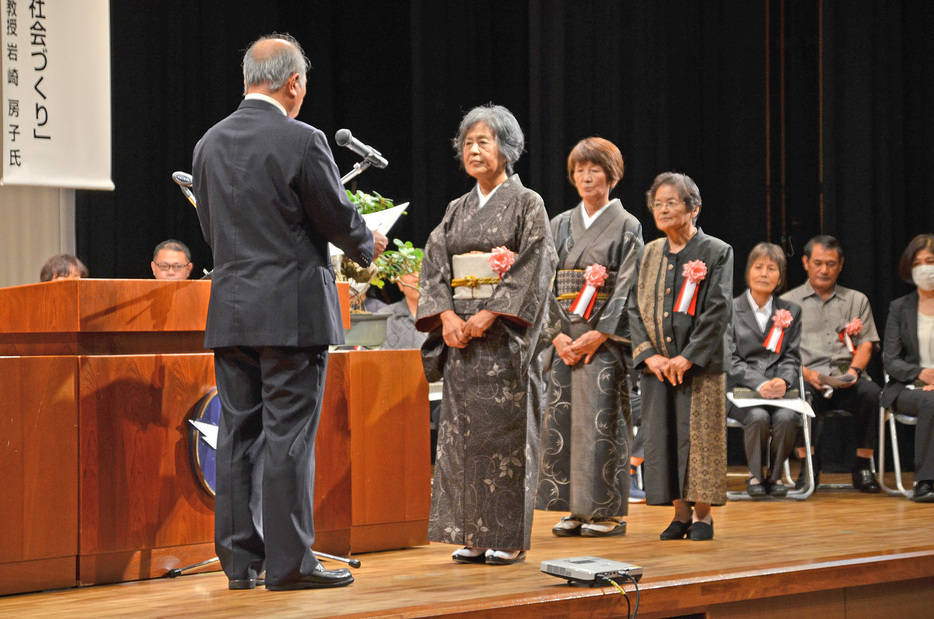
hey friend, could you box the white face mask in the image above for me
[913,264,934,291]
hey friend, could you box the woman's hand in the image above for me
[918,368,934,386]
[664,355,694,385]
[757,377,787,399]
[440,310,469,348]
[645,355,670,382]
[464,309,497,339]
[569,331,608,364]
[553,333,581,366]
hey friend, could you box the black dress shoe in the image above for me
[228,576,265,590]
[768,482,788,498]
[912,481,934,503]
[746,480,767,498]
[265,564,354,590]
[852,467,881,494]
[660,520,692,540]
[689,520,714,541]
[795,466,819,491]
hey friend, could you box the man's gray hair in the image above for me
[452,104,525,175]
[242,33,311,94]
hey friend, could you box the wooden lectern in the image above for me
[0,279,428,595]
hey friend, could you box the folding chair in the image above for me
[726,372,815,501]
[877,373,917,497]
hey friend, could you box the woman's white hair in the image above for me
[452,104,525,175]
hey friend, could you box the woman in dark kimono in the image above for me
[416,104,558,565]
[628,172,733,541]
[537,137,643,537]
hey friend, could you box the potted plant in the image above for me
[333,190,417,346]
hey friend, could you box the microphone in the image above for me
[172,171,197,208]
[334,129,388,169]
[172,171,193,187]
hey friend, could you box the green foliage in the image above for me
[371,239,423,289]
[346,189,395,214]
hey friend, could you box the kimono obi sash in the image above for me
[555,268,615,315]
[451,252,500,299]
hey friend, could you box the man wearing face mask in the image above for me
[782,235,882,493]
[881,234,934,502]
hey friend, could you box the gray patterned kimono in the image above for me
[628,228,733,507]
[416,175,557,551]
[537,200,643,519]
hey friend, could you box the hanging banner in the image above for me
[1,0,113,190]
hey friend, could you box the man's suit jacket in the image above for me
[728,293,802,391]
[882,291,923,407]
[193,99,373,348]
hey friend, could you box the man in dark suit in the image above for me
[193,34,387,591]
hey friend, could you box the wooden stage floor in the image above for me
[3,471,934,618]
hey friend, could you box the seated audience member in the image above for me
[40,253,88,282]
[728,243,802,498]
[379,270,427,350]
[781,235,881,493]
[881,234,934,502]
[151,239,194,280]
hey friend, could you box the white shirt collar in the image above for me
[746,289,773,331]
[244,93,288,116]
[581,201,613,230]
[476,181,504,208]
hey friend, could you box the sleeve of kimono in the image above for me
[483,193,558,326]
[415,201,459,333]
[882,297,922,383]
[595,223,644,342]
[628,245,658,368]
[775,303,803,387]
[680,242,734,369]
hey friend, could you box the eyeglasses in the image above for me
[650,199,685,212]
[155,262,190,273]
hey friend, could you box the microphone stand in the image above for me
[340,159,373,186]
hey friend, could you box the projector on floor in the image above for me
[541,556,643,586]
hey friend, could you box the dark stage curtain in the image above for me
[78,0,933,323]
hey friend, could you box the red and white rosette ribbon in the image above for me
[674,260,707,315]
[763,308,793,353]
[569,263,608,319]
[838,317,863,354]
[488,246,516,277]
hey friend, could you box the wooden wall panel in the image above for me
[0,356,78,594]
[78,353,216,582]
[341,349,430,552]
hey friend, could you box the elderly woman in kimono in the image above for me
[537,137,643,537]
[628,172,733,541]
[727,243,802,498]
[416,104,557,565]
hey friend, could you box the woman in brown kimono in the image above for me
[416,104,557,565]
[537,137,643,537]
[628,172,733,541]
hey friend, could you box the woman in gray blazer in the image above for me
[727,243,802,498]
[882,234,934,502]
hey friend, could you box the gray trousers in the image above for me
[729,403,798,482]
[214,345,328,586]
